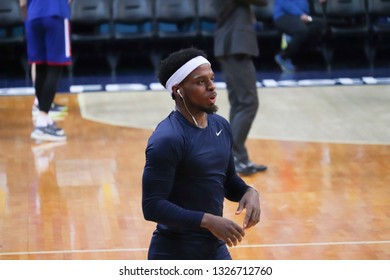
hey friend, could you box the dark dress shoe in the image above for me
[235,159,267,175]
[247,161,267,172]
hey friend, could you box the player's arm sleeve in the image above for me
[224,153,250,202]
[142,134,204,229]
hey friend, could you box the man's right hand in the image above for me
[200,213,245,247]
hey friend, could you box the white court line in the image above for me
[232,240,390,249]
[1,240,390,257]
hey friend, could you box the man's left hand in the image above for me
[236,187,261,229]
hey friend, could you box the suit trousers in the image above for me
[217,54,259,163]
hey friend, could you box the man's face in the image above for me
[180,63,218,114]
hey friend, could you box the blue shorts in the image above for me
[26,16,72,65]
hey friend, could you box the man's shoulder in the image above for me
[151,113,185,139]
[209,114,230,127]
[209,113,227,121]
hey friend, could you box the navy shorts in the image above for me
[26,16,72,65]
[147,229,232,260]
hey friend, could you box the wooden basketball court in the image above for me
[0,85,389,260]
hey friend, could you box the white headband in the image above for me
[165,56,211,94]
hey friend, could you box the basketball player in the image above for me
[142,48,261,260]
[20,0,72,141]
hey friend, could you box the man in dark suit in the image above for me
[214,0,268,175]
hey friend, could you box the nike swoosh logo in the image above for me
[216,129,223,136]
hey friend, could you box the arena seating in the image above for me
[0,0,389,77]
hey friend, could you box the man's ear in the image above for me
[172,86,182,98]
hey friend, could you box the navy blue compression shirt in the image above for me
[142,110,250,239]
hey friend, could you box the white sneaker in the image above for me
[31,124,67,142]
[32,104,67,119]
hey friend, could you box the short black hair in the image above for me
[158,47,208,89]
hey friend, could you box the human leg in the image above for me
[32,63,68,117]
[218,55,258,162]
[29,16,68,141]
[218,55,266,174]
[34,63,47,110]
[37,65,63,114]
[274,15,309,72]
[31,64,66,141]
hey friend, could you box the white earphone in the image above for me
[176,89,199,127]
